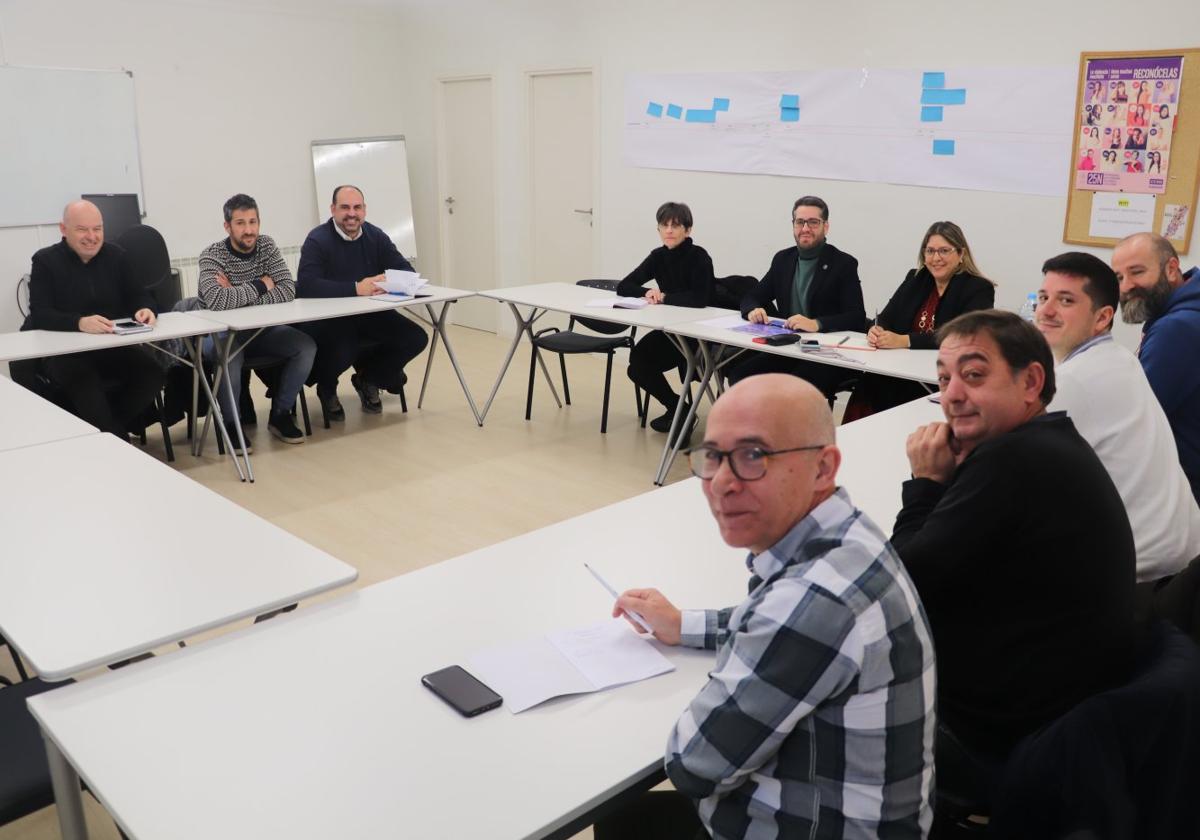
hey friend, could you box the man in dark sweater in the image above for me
[24,200,164,438]
[295,185,428,419]
[891,309,1135,807]
[729,196,865,395]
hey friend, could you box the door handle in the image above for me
[573,208,592,215]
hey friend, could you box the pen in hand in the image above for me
[584,563,654,633]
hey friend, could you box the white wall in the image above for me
[394,0,1200,348]
[3,0,1197,352]
[0,0,408,332]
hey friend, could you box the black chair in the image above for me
[990,621,1200,839]
[526,279,643,434]
[711,274,757,311]
[13,274,175,460]
[0,634,29,683]
[0,677,72,827]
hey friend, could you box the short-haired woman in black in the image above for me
[844,221,994,420]
[617,202,714,432]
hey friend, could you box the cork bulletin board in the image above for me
[1064,48,1199,254]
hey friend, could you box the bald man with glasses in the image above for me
[596,374,935,840]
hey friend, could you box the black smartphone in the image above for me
[764,333,801,346]
[421,666,503,717]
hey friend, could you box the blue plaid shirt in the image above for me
[667,488,936,839]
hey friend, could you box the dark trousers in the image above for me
[594,790,707,840]
[726,351,851,396]
[42,346,165,438]
[299,310,427,393]
[627,330,687,411]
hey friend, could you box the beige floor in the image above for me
[1,324,709,840]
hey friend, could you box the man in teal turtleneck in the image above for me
[731,196,865,394]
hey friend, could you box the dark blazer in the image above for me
[739,242,864,333]
[877,268,995,349]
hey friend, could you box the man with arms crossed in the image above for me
[892,310,1134,804]
[729,196,866,396]
[296,185,428,419]
[24,200,163,439]
[598,374,935,840]
[1036,251,1200,586]
[1112,232,1200,503]
[197,193,315,448]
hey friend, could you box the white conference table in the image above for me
[835,395,945,531]
[0,374,98,452]
[649,317,941,485]
[476,282,733,423]
[0,432,358,682]
[29,477,747,840]
[189,286,483,480]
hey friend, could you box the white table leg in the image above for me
[187,336,247,482]
[477,303,561,423]
[420,302,484,425]
[43,733,89,840]
[653,337,706,485]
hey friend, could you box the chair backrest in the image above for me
[116,224,176,310]
[991,621,1200,839]
[573,279,635,335]
[711,274,757,311]
[0,677,72,826]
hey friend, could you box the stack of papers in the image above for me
[468,618,674,713]
[371,269,430,301]
[586,297,649,310]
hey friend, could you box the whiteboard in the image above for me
[0,66,144,229]
[311,136,418,260]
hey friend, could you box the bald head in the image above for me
[707,374,835,449]
[60,200,105,262]
[700,374,841,554]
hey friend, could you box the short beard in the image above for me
[1121,274,1173,324]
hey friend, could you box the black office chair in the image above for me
[525,279,644,434]
[0,677,72,827]
[0,634,29,683]
[13,274,175,460]
[710,274,757,311]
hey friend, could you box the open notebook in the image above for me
[468,618,674,713]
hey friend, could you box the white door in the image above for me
[438,76,497,331]
[530,71,594,286]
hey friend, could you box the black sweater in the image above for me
[876,268,995,349]
[891,413,1135,756]
[739,241,865,332]
[26,240,155,332]
[296,220,414,298]
[616,238,713,307]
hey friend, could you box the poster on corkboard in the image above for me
[1065,48,1199,254]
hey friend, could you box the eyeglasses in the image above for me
[923,247,959,258]
[792,217,825,229]
[686,444,826,481]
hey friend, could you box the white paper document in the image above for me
[1089,193,1156,239]
[468,619,674,713]
[586,297,649,310]
[376,269,429,296]
[697,313,750,329]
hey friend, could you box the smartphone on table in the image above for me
[421,665,503,717]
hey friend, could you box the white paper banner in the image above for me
[624,68,1077,197]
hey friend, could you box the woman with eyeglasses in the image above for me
[845,221,994,419]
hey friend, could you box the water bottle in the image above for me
[1019,292,1037,322]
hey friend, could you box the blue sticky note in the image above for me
[646,102,663,118]
[780,107,800,122]
[921,88,967,106]
[780,93,800,109]
[932,139,956,156]
[712,98,730,111]
[922,72,946,89]
[666,104,683,119]
[685,109,716,123]
[921,106,944,122]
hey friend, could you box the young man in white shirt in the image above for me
[1036,251,1200,585]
